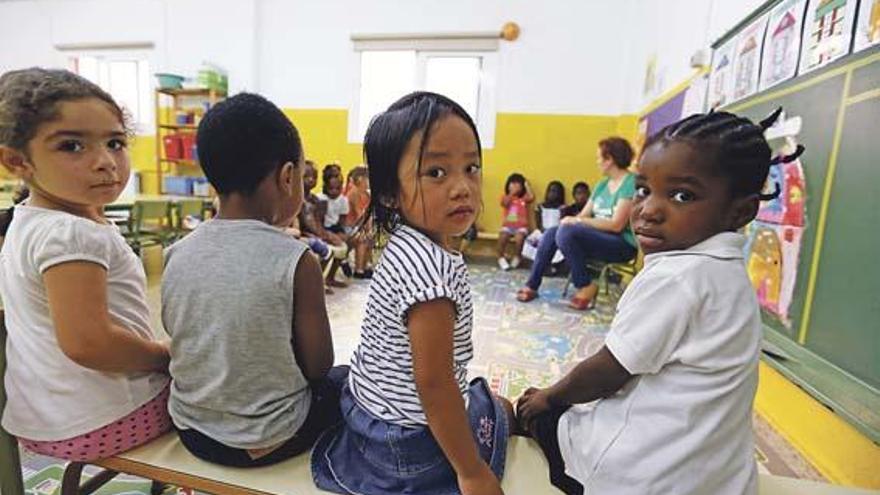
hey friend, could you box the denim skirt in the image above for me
[311,377,508,494]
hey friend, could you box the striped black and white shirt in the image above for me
[349,224,474,426]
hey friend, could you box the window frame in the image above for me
[348,37,499,148]
[61,47,156,134]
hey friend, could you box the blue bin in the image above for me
[163,176,193,195]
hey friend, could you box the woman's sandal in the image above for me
[568,284,598,311]
[516,287,538,303]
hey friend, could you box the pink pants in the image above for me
[18,386,171,462]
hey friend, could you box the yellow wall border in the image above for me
[727,51,880,113]
[756,362,880,488]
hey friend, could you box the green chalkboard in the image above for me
[727,45,880,441]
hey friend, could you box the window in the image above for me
[349,38,498,147]
[356,51,417,140]
[68,52,153,133]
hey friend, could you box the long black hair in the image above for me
[363,91,481,238]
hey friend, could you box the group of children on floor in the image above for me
[288,160,374,293]
[0,67,802,495]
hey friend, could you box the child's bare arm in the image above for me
[410,299,503,495]
[523,181,535,203]
[518,346,631,424]
[44,262,169,373]
[292,253,334,380]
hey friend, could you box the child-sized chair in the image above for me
[170,199,211,241]
[123,200,174,253]
[562,256,640,298]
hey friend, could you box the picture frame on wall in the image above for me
[708,38,736,109]
[853,0,880,53]
[760,0,808,90]
[732,14,770,102]
[798,0,858,75]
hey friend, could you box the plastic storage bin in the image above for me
[163,134,183,159]
[163,176,194,195]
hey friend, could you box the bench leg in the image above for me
[61,462,119,495]
[151,480,169,495]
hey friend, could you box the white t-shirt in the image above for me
[317,194,349,228]
[558,232,760,495]
[0,204,169,440]
[349,224,473,426]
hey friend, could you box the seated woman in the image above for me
[516,137,638,310]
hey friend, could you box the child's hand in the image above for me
[458,464,504,495]
[516,387,552,426]
[560,216,580,226]
[153,339,172,374]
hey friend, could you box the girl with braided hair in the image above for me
[515,108,803,495]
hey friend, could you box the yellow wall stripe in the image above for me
[755,362,880,488]
[797,71,852,345]
[132,110,637,231]
[845,88,880,106]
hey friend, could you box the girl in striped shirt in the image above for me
[312,92,513,495]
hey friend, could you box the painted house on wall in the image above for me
[770,12,798,80]
[711,54,731,108]
[734,36,758,98]
[810,0,847,65]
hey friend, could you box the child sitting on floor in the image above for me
[517,108,803,495]
[300,160,347,290]
[522,180,566,264]
[343,165,374,279]
[562,181,591,218]
[162,93,348,467]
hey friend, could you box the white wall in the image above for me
[0,0,255,94]
[620,0,770,112]
[256,0,635,115]
[0,0,772,116]
[1,0,638,116]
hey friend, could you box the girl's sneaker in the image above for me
[498,257,510,271]
[510,256,521,269]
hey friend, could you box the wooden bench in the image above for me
[86,434,554,495]
[2,310,876,495]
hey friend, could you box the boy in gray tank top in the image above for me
[162,93,347,467]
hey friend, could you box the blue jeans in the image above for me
[526,224,637,291]
[312,377,507,494]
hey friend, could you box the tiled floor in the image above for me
[17,260,824,494]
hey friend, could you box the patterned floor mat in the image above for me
[16,261,823,493]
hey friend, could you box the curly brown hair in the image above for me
[0,67,130,153]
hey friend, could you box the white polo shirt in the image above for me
[558,232,761,495]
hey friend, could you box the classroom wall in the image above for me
[0,0,766,228]
[0,0,645,230]
[621,0,770,112]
